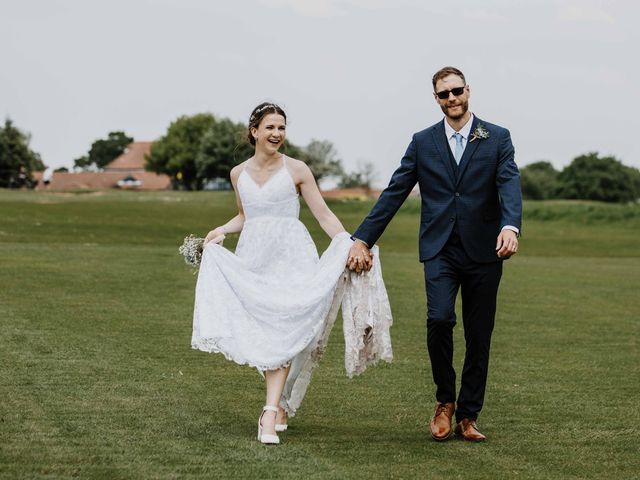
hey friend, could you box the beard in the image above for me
[440,98,469,120]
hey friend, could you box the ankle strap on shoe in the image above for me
[263,405,279,413]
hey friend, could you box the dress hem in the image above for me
[191,341,293,372]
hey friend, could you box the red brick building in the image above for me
[37,142,171,190]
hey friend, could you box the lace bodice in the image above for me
[237,158,300,220]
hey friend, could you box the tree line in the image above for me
[72,113,356,189]
[520,154,640,203]
[142,113,368,190]
[2,115,640,202]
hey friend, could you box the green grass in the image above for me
[1,190,639,479]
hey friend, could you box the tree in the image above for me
[74,131,133,171]
[627,164,640,201]
[520,161,560,200]
[558,152,640,203]
[148,114,345,190]
[0,118,44,188]
[146,114,217,190]
[283,140,305,162]
[299,139,344,182]
[338,161,377,190]
[73,155,92,171]
[196,118,253,182]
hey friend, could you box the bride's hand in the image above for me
[204,227,226,246]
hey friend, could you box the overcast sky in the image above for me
[2,0,639,187]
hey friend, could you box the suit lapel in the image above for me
[457,115,481,184]
[431,120,456,186]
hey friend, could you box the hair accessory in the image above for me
[249,104,279,122]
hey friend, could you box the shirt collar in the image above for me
[444,113,475,140]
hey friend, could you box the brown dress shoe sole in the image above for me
[431,430,453,441]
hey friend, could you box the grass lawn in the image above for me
[1,190,639,479]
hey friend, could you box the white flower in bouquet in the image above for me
[179,235,205,270]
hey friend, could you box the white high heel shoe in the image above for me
[275,408,288,432]
[257,406,280,444]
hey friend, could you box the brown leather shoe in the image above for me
[454,418,486,442]
[430,402,455,441]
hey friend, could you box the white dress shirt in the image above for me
[444,113,474,163]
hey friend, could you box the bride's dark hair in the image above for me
[247,102,286,146]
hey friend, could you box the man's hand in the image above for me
[347,240,373,272]
[496,229,518,258]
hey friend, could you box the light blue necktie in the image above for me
[453,132,464,164]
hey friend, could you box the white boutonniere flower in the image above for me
[470,124,490,142]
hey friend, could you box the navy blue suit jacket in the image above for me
[353,116,522,263]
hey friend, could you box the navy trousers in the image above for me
[423,233,503,422]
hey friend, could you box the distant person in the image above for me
[190,103,392,445]
[43,168,52,188]
[347,66,522,442]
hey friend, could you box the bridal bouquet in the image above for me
[179,235,205,269]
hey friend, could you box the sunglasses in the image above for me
[435,86,466,100]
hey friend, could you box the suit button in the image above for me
[455,192,460,197]
[449,217,454,222]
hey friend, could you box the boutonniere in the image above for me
[470,124,490,142]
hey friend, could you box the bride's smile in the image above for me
[252,113,286,154]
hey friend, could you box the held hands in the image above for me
[204,227,226,247]
[496,229,518,258]
[347,239,373,273]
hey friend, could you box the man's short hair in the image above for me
[432,66,466,90]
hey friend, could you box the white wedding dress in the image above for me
[191,156,392,416]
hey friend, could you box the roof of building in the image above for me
[33,141,170,191]
[104,142,153,171]
[39,171,170,190]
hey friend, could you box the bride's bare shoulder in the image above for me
[285,157,315,185]
[286,157,313,176]
[230,161,249,181]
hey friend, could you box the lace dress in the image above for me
[191,156,392,416]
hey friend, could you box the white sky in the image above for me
[1,0,639,187]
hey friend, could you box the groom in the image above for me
[348,66,522,442]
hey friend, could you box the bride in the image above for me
[191,102,391,444]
